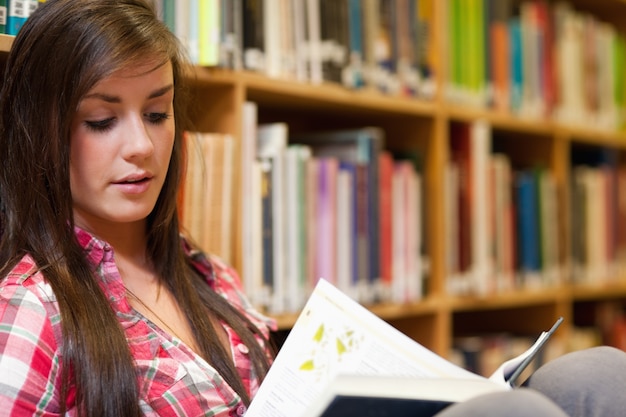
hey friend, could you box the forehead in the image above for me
[95,58,173,86]
[84,59,174,97]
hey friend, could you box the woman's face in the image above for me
[70,60,175,231]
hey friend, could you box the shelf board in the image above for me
[571,281,626,301]
[270,295,442,330]
[0,34,13,54]
[448,287,566,312]
[561,126,626,148]
[195,67,439,118]
[445,104,555,136]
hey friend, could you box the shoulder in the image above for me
[0,255,63,412]
[1,254,58,307]
[0,254,61,339]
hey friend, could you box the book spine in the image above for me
[162,0,176,32]
[242,0,265,72]
[514,171,541,284]
[7,0,29,35]
[378,151,394,298]
[0,0,7,34]
[198,0,220,66]
[345,0,365,88]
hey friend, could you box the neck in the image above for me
[76,218,149,260]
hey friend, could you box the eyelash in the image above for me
[85,113,171,133]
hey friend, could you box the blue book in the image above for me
[7,0,28,36]
[515,171,540,276]
[346,0,364,88]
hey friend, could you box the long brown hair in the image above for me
[0,1,272,415]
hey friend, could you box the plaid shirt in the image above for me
[0,227,276,416]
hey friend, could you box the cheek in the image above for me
[155,125,176,164]
[69,132,106,190]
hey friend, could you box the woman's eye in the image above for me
[146,112,170,124]
[85,118,115,132]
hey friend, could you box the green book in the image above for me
[0,0,7,34]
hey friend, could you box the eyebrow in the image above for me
[83,84,174,103]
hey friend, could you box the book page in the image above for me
[245,279,484,417]
[488,332,549,386]
[489,316,562,386]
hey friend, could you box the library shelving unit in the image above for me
[5,0,626,360]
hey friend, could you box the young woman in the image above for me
[0,1,274,416]
[1,1,625,417]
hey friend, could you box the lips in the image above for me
[112,172,154,194]
[114,172,153,184]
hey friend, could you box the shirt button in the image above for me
[237,344,249,355]
[236,405,246,416]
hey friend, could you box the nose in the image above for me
[123,114,154,159]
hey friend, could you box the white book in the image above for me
[305,0,322,83]
[245,280,563,417]
[470,120,492,294]
[263,0,282,78]
[335,167,354,298]
[241,102,258,300]
[284,145,311,312]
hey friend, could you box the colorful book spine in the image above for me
[515,171,540,279]
[7,0,29,35]
[198,0,219,66]
[0,0,7,34]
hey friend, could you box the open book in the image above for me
[245,279,562,417]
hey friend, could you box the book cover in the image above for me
[302,376,507,417]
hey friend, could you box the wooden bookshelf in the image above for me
[5,1,626,360]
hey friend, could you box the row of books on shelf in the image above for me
[153,0,626,131]
[446,0,626,130]
[178,128,428,315]
[179,132,236,265]
[445,120,626,296]
[570,159,626,285]
[181,118,626,311]
[445,120,561,296]
[0,0,44,35]
[153,0,436,97]
[236,102,428,313]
